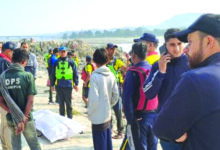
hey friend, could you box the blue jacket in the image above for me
[123,61,155,124]
[48,54,58,75]
[0,55,11,74]
[51,57,78,88]
[153,52,220,150]
[143,54,189,111]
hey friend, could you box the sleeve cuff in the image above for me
[157,71,166,79]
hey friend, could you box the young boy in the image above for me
[88,48,119,150]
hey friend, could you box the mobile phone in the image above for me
[159,44,168,55]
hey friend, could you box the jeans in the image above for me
[92,127,112,150]
[8,120,41,150]
[126,115,158,150]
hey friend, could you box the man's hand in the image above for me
[15,122,24,135]
[83,82,88,87]
[24,115,29,124]
[51,86,55,92]
[74,86,78,92]
[176,133,187,142]
[125,53,130,61]
[158,53,171,73]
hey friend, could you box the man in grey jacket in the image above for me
[88,48,119,150]
[20,42,38,79]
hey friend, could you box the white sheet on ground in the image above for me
[33,109,86,143]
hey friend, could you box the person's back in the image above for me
[88,48,118,150]
[88,65,117,123]
[0,49,41,150]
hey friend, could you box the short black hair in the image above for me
[164,28,181,42]
[20,41,28,47]
[93,48,108,65]
[67,52,72,56]
[12,48,29,63]
[53,48,59,54]
[132,42,147,60]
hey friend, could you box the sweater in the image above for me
[143,54,189,111]
[87,66,119,124]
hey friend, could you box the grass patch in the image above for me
[73,109,81,115]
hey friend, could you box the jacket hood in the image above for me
[93,65,111,76]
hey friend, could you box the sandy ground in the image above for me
[0,69,162,150]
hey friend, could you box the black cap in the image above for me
[175,14,220,42]
[106,43,118,49]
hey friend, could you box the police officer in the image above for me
[51,46,78,119]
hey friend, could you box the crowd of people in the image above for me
[0,13,220,150]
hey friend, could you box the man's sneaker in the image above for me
[112,133,123,139]
[48,102,54,105]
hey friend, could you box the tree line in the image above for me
[62,27,172,39]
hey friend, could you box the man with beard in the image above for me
[152,14,220,150]
[143,28,189,150]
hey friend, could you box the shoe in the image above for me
[48,102,54,105]
[112,133,123,139]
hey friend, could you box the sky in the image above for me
[0,0,219,36]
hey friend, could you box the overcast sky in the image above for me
[0,0,219,36]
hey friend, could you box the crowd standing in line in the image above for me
[0,13,219,150]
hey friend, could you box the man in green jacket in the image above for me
[0,48,41,150]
